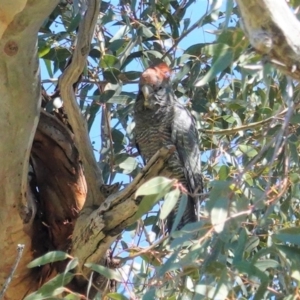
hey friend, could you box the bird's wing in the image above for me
[171,102,202,198]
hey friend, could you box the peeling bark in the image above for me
[31,110,87,253]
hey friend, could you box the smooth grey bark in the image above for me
[236,0,300,80]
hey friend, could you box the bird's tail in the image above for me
[166,193,197,233]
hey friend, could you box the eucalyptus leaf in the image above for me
[27,251,69,268]
[135,177,174,198]
[273,227,300,246]
[107,293,129,300]
[195,45,233,86]
[84,263,123,281]
[160,188,180,220]
[24,273,74,300]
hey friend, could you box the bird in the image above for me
[133,61,202,232]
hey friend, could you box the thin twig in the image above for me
[126,235,168,259]
[42,78,138,85]
[0,244,25,299]
[201,108,288,135]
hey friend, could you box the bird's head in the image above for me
[138,62,172,108]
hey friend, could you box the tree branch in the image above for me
[236,0,300,81]
[59,0,104,207]
[201,107,288,135]
[71,146,175,279]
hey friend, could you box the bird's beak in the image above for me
[141,85,153,107]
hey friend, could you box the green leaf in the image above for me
[273,227,300,246]
[24,288,65,300]
[119,157,138,174]
[210,196,229,233]
[160,188,180,220]
[38,42,51,58]
[84,263,122,281]
[110,25,130,42]
[245,236,260,253]
[188,61,201,86]
[99,89,116,103]
[87,99,101,132]
[195,45,233,86]
[170,193,188,233]
[121,71,141,80]
[27,251,69,268]
[134,179,175,220]
[253,281,268,300]
[290,113,300,124]
[184,43,206,56]
[108,39,127,52]
[107,293,129,300]
[276,244,300,269]
[183,18,191,32]
[140,25,154,38]
[64,294,83,300]
[103,68,121,83]
[143,215,157,226]
[135,194,161,220]
[238,144,258,158]
[224,0,234,29]
[24,273,74,300]
[140,253,161,267]
[222,115,236,124]
[67,13,81,32]
[218,165,229,180]
[142,288,156,300]
[206,181,231,212]
[107,95,130,105]
[254,259,279,271]
[212,268,230,299]
[243,172,254,186]
[100,54,119,68]
[42,48,71,62]
[174,61,193,82]
[232,228,247,265]
[64,258,78,272]
[136,177,174,197]
[235,261,268,282]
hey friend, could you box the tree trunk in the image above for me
[0,1,59,299]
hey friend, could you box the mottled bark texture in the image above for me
[236,0,300,80]
[0,1,59,299]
